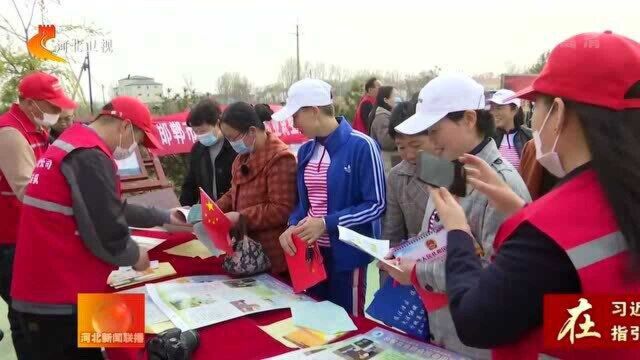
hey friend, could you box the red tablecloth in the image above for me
[105,230,385,360]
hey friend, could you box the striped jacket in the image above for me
[289,117,386,271]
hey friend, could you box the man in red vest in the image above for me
[10,96,186,359]
[352,77,380,133]
[0,71,76,357]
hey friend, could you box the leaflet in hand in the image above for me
[175,204,203,225]
[337,226,402,271]
[392,228,448,263]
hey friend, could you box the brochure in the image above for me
[337,227,402,271]
[268,327,471,360]
[146,274,314,331]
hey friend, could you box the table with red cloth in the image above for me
[104,229,387,360]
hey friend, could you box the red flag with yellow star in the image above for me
[200,188,233,255]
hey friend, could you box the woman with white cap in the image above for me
[429,31,640,359]
[489,89,532,169]
[380,73,531,359]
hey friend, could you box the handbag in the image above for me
[222,215,271,276]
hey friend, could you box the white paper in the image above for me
[119,286,171,325]
[175,206,191,222]
[131,235,165,251]
[337,226,403,271]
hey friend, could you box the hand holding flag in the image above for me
[200,188,234,255]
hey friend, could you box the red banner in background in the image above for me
[151,105,306,157]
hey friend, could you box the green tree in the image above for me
[529,51,550,74]
[0,1,101,113]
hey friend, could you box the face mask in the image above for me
[229,132,254,154]
[113,124,138,160]
[197,132,219,147]
[32,101,60,126]
[533,103,566,178]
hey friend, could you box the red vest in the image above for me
[11,124,119,304]
[0,104,49,244]
[492,169,640,359]
[353,95,375,133]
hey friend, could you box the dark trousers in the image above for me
[307,247,367,317]
[0,244,28,358]
[14,311,103,360]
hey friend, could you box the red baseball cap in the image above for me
[19,71,77,109]
[512,31,640,110]
[99,96,163,150]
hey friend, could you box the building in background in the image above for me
[113,75,163,104]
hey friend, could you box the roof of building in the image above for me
[119,75,154,81]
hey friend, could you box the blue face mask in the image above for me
[197,132,219,147]
[229,134,251,154]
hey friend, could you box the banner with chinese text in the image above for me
[151,105,306,156]
[544,294,640,350]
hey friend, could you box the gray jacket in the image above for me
[370,107,396,152]
[415,139,531,359]
[382,160,429,247]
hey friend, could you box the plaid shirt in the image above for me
[217,132,297,273]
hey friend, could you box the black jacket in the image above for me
[179,140,236,206]
[493,126,533,158]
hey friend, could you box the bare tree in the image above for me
[216,72,252,103]
[278,58,299,89]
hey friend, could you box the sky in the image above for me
[2,0,639,100]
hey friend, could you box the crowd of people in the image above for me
[0,29,638,359]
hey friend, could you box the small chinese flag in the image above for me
[200,188,233,255]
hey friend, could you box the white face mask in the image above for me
[533,103,566,178]
[32,101,60,126]
[113,124,138,160]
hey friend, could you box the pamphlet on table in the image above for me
[119,275,231,334]
[164,239,215,259]
[107,261,177,289]
[131,235,165,251]
[146,274,314,331]
[259,318,346,349]
[268,327,470,360]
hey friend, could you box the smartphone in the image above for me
[416,151,467,197]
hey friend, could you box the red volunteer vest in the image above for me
[0,104,49,244]
[11,124,119,304]
[352,95,375,133]
[492,169,640,359]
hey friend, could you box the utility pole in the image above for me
[83,47,94,114]
[296,23,301,81]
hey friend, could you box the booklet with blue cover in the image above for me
[366,276,429,340]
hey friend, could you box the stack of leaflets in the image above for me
[107,261,177,289]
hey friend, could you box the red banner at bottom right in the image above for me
[544,294,640,350]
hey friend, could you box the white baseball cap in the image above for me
[489,89,521,107]
[395,73,485,135]
[272,79,333,122]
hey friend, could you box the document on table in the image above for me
[132,235,165,251]
[164,239,215,259]
[259,317,346,349]
[291,300,357,334]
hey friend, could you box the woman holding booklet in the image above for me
[381,73,530,359]
[426,32,640,359]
